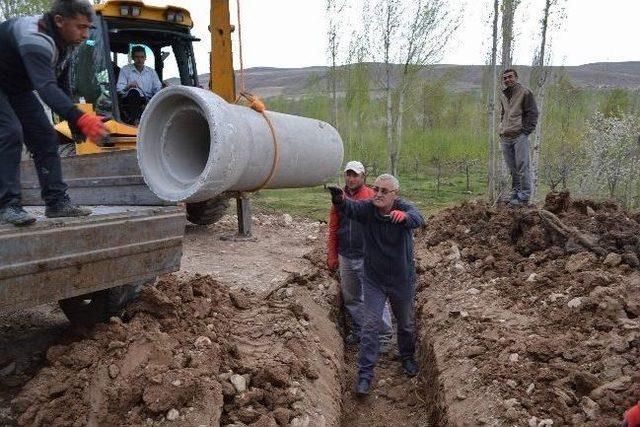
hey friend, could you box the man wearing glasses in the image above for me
[328,174,425,396]
[499,68,538,206]
[327,161,393,349]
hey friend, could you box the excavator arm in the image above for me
[209,0,236,102]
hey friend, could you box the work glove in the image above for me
[76,113,108,143]
[623,403,640,427]
[389,210,407,224]
[327,186,344,205]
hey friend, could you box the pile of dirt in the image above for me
[414,193,640,426]
[12,274,342,426]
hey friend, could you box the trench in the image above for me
[325,275,450,427]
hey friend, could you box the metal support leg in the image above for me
[236,193,252,237]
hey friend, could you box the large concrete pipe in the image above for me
[137,86,344,203]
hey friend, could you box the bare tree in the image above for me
[325,0,346,130]
[495,0,521,199]
[500,0,520,68]
[530,0,564,200]
[368,0,458,175]
[486,0,500,201]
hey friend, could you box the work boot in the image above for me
[0,205,36,226]
[355,377,371,396]
[345,332,360,346]
[402,357,419,377]
[45,200,92,218]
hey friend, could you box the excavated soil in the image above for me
[1,214,346,427]
[3,194,639,426]
[414,192,640,426]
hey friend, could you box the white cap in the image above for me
[344,161,365,175]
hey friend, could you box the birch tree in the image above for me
[486,0,500,201]
[368,0,458,175]
[495,0,520,199]
[325,0,346,130]
[530,0,564,201]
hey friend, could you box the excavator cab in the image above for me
[56,0,199,155]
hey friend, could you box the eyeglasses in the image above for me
[372,186,397,195]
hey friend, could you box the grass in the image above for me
[251,172,487,221]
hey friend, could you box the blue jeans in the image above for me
[0,89,68,208]
[339,255,392,343]
[358,276,415,380]
[501,133,531,202]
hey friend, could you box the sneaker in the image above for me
[355,377,371,396]
[45,201,92,218]
[402,357,419,377]
[345,332,360,345]
[0,205,36,226]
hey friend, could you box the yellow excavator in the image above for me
[47,0,237,225]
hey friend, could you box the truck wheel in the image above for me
[186,195,230,225]
[58,281,146,326]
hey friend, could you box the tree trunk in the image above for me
[393,91,405,176]
[486,0,500,201]
[385,62,395,175]
[530,0,552,201]
[497,0,520,200]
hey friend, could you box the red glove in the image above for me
[76,113,108,143]
[389,210,407,223]
[327,256,339,271]
[624,403,640,427]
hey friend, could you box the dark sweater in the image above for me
[0,14,83,123]
[338,198,425,288]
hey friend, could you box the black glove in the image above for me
[327,186,344,205]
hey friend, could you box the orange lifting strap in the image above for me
[234,0,280,193]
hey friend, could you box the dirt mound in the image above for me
[12,275,332,426]
[415,194,640,426]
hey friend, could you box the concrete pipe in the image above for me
[137,86,344,203]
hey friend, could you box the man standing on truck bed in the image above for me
[0,0,108,226]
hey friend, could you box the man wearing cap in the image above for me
[327,161,393,349]
[327,173,425,396]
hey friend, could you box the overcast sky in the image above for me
[144,0,639,77]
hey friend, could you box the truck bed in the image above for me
[0,206,185,312]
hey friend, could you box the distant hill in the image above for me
[169,62,640,98]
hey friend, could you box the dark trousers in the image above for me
[0,89,68,208]
[500,133,531,202]
[358,276,416,380]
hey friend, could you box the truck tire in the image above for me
[186,195,230,225]
[58,280,146,326]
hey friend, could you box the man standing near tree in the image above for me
[499,68,539,206]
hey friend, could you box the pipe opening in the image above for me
[162,107,210,183]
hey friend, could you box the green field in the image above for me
[252,172,486,221]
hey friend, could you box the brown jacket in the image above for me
[499,83,539,137]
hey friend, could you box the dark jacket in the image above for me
[338,198,425,288]
[0,14,83,123]
[499,83,538,137]
[327,185,375,265]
